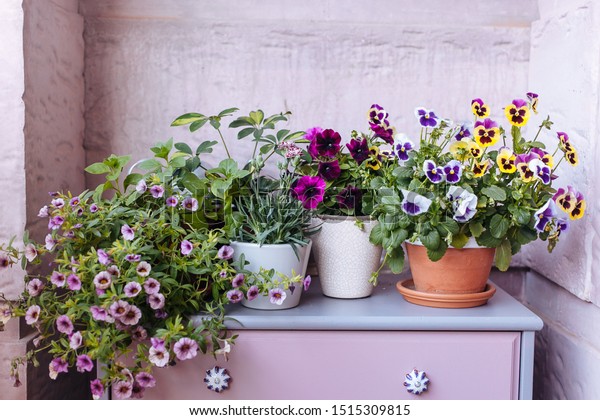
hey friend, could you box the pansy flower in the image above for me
[317,160,341,181]
[529,159,551,185]
[447,186,478,223]
[557,131,570,147]
[534,199,558,232]
[370,122,396,145]
[504,99,530,127]
[472,159,491,178]
[450,141,469,162]
[570,190,586,220]
[368,104,388,125]
[496,147,517,173]
[414,107,439,128]
[526,92,539,114]
[471,98,489,118]
[292,175,326,209]
[454,123,472,140]
[530,147,554,168]
[555,218,569,236]
[466,141,482,159]
[400,190,432,216]
[314,129,341,158]
[564,142,579,166]
[515,154,535,182]
[394,135,414,161]
[365,146,382,170]
[423,160,444,184]
[443,160,462,184]
[347,137,370,164]
[553,186,577,214]
[473,118,499,147]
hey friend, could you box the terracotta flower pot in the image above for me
[405,242,495,294]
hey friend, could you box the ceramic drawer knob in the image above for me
[404,369,429,395]
[204,366,231,393]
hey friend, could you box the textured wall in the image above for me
[80,0,534,186]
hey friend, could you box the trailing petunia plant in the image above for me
[369,94,586,281]
[0,151,238,399]
[292,104,397,218]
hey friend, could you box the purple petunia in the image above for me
[113,380,133,400]
[38,205,49,218]
[50,271,66,288]
[109,300,130,319]
[135,372,156,388]
[125,254,141,263]
[97,249,111,265]
[136,179,148,193]
[90,379,104,400]
[181,240,193,256]
[347,137,370,164]
[48,215,64,230]
[414,107,440,128]
[149,345,169,367]
[121,305,142,326]
[26,278,44,297]
[246,285,259,301]
[318,160,341,181]
[49,358,68,380]
[226,289,243,303]
[534,199,558,232]
[304,126,324,142]
[336,186,363,211]
[67,274,81,291]
[121,224,135,241]
[93,271,112,290]
[124,281,142,297]
[132,326,148,341]
[91,305,109,321]
[217,245,234,260]
[56,315,74,335]
[51,198,65,209]
[423,160,444,184]
[150,185,165,198]
[143,278,160,295]
[269,288,287,305]
[136,261,151,277]
[303,275,312,291]
[89,204,99,213]
[173,337,199,361]
[69,331,83,350]
[44,234,57,251]
[314,129,342,158]
[148,293,165,310]
[182,197,199,212]
[25,305,41,325]
[166,196,178,207]
[232,273,245,288]
[292,175,326,210]
[76,355,94,373]
[443,160,463,184]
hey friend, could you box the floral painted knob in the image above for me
[404,369,429,395]
[204,366,231,393]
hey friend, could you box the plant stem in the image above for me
[216,128,232,159]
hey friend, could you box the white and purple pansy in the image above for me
[447,186,478,223]
[400,189,432,216]
[414,107,440,128]
[534,199,558,232]
[528,159,551,185]
[394,135,414,161]
[423,160,444,184]
[443,160,463,184]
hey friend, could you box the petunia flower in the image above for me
[314,129,341,158]
[496,147,517,173]
[24,243,38,262]
[471,98,490,118]
[56,315,74,335]
[121,224,135,241]
[336,186,363,211]
[48,215,64,230]
[447,186,478,223]
[473,118,499,147]
[166,196,178,207]
[304,126,324,143]
[174,337,198,361]
[135,372,156,388]
[303,275,312,291]
[132,326,148,341]
[125,254,141,263]
[527,92,539,114]
[143,278,160,295]
[148,293,165,310]
[121,305,142,326]
[181,197,199,212]
[25,305,41,325]
[49,358,68,380]
[51,198,65,209]
[181,240,193,256]
[414,107,440,127]
[246,285,259,301]
[318,160,341,181]
[136,261,151,277]
[226,289,243,303]
[269,288,287,305]
[26,278,44,297]
[90,306,109,321]
[136,179,147,193]
[69,331,83,350]
[292,175,326,210]
[534,199,558,232]
[124,281,142,297]
[113,380,133,400]
[90,379,104,400]
[38,205,49,218]
[423,160,444,184]
[109,300,130,320]
[149,346,169,367]
[97,249,111,265]
[529,159,551,185]
[50,271,66,288]
[400,190,432,216]
[217,245,234,260]
[76,355,93,373]
[66,274,82,291]
[504,99,530,127]
[347,137,370,164]
[394,135,414,161]
[93,271,112,290]
[443,160,462,184]
[231,273,245,288]
[44,234,57,251]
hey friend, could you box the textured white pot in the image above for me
[230,240,312,310]
[311,215,382,299]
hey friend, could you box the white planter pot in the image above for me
[230,240,312,310]
[311,215,382,299]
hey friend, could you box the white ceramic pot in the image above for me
[230,240,312,310]
[311,215,382,299]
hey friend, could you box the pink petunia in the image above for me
[69,331,83,350]
[226,289,243,303]
[121,305,142,326]
[173,337,198,361]
[26,278,44,297]
[49,358,68,380]
[303,275,312,291]
[136,261,151,277]
[148,293,165,310]
[24,243,38,262]
[150,185,165,198]
[93,271,112,290]
[67,274,81,291]
[121,224,135,241]
[45,234,57,251]
[135,372,156,388]
[217,245,234,260]
[56,315,74,335]
[109,300,130,319]
[231,273,245,288]
[113,380,133,400]
[269,288,287,305]
[149,346,169,367]
[246,285,259,301]
[25,305,41,325]
[90,379,104,400]
[97,249,111,265]
[90,306,108,321]
[124,281,142,297]
[50,271,66,288]
[76,355,94,373]
[181,240,193,256]
[143,278,160,295]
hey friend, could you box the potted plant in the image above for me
[370,95,586,307]
[292,104,395,298]
[171,108,315,309]
[0,150,236,399]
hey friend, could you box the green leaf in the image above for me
[171,113,205,126]
[490,214,510,239]
[438,218,459,236]
[85,162,110,175]
[174,142,193,155]
[495,239,512,271]
[237,127,255,140]
[386,247,405,274]
[196,140,218,155]
[481,185,507,201]
[228,117,255,128]
[124,173,143,190]
[426,241,448,262]
[450,233,469,249]
[209,118,221,130]
[469,222,484,237]
[218,107,239,117]
[476,231,502,248]
[509,205,531,225]
[369,223,384,245]
[249,110,264,125]
[170,156,187,169]
[137,159,162,172]
[420,229,440,251]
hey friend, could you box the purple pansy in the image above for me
[368,104,388,125]
[121,224,135,241]
[529,159,551,185]
[454,124,472,140]
[556,218,569,236]
[443,160,463,184]
[292,175,326,210]
[414,107,440,128]
[534,199,558,232]
[336,186,363,211]
[318,160,341,181]
[181,240,193,256]
[370,123,396,145]
[423,160,444,184]
[347,137,370,164]
[400,190,432,216]
[246,285,259,301]
[314,129,342,158]
[394,137,414,161]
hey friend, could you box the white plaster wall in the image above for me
[80,0,535,186]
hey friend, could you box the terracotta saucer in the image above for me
[396,279,496,309]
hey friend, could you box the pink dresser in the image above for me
[144,275,542,400]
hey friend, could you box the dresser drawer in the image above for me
[145,330,520,400]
